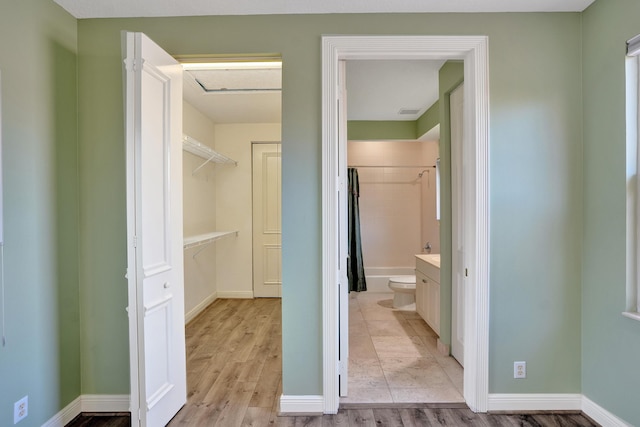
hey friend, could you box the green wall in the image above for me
[582,1,640,425]
[76,12,584,398]
[435,62,464,349]
[417,100,440,137]
[347,120,417,140]
[0,0,79,426]
[2,3,638,425]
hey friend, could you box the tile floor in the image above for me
[340,292,464,405]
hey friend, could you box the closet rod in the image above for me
[348,165,436,168]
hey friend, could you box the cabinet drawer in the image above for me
[415,257,440,282]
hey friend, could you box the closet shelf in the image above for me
[184,231,238,258]
[182,134,237,174]
[184,231,238,249]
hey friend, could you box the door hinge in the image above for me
[123,57,133,72]
[465,268,469,277]
[338,360,345,375]
[133,235,138,248]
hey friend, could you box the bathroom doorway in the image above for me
[341,59,463,405]
[321,35,490,414]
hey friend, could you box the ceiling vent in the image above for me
[398,108,421,115]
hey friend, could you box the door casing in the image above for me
[321,35,490,414]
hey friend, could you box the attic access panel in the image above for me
[186,68,282,93]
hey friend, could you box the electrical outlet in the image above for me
[14,396,28,424]
[514,361,526,379]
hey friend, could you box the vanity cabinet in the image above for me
[415,255,440,336]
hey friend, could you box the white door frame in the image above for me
[321,35,490,413]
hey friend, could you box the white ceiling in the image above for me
[183,60,443,124]
[74,0,595,124]
[183,70,282,124]
[346,60,444,121]
[53,0,595,19]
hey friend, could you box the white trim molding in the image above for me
[43,395,130,427]
[216,290,254,299]
[487,394,633,426]
[488,393,582,412]
[279,395,324,415]
[322,35,490,414]
[42,397,82,427]
[185,291,218,324]
[582,396,634,427]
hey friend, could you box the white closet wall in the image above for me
[183,101,218,320]
[213,123,281,297]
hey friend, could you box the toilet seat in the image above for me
[389,276,416,289]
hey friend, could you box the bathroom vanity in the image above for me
[415,254,441,336]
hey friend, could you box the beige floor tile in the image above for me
[380,357,449,388]
[399,310,423,319]
[350,310,364,322]
[350,335,378,360]
[339,386,393,404]
[348,359,387,388]
[365,319,415,337]
[349,319,369,336]
[346,291,464,404]
[360,308,399,321]
[406,319,437,337]
[436,356,464,393]
[418,334,441,356]
[371,336,431,358]
[389,386,464,403]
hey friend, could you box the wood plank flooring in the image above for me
[66,299,599,427]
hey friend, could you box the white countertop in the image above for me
[416,253,440,269]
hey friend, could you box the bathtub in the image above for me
[363,267,415,293]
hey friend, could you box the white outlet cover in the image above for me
[14,395,28,424]
[514,361,526,379]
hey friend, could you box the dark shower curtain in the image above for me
[347,168,367,292]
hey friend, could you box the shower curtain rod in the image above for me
[348,165,436,168]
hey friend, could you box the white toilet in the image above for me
[388,275,416,310]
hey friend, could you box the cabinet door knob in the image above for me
[422,279,427,283]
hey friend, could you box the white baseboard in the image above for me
[43,395,130,427]
[217,290,254,299]
[582,396,633,427]
[42,396,82,427]
[185,292,218,324]
[488,393,582,412]
[80,394,130,412]
[279,395,324,415]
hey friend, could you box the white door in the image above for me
[450,83,465,366]
[252,143,282,298]
[338,60,349,396]
[124,32,187,426]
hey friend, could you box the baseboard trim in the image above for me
[81,394,130,412]
[279,395,324,415]
[217,291,254,299]
[185,292,218,324]
[43,395,130,427]
[42,396,82,427]
[487,393,582,412]
[582,396,633,427]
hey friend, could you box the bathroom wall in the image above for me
[182,101,219,319]
[420,140,441,254]
[348,140,440,269]
[214,123,281,297]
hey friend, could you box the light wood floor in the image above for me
[67,298,598,426]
